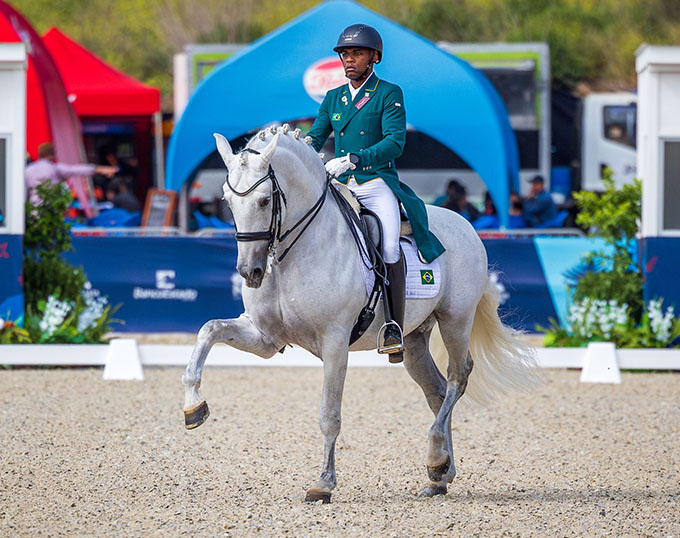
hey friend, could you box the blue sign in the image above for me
[60,235,613,334]
[0,234,24,325]
[67,236,243,332]
[641,237,680,311]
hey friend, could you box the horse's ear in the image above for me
[214,133,234,169]
[258,132,280,169]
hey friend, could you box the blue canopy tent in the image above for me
[165,0,519,226]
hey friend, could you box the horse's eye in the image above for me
[259,197,270,208]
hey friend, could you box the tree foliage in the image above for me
[15,0,680,108]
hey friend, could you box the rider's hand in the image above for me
[325,155,356,178]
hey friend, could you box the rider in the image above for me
[306,24,445,362]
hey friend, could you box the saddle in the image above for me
[329,183,410,346]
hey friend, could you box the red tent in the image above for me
[42,27,160,117]
[43,27,162,200]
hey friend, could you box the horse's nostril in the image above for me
[252,267,263,279]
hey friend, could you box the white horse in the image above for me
[182,125,538,502]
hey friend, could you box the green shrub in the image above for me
[0,180,118,344]
[539,169,680,348]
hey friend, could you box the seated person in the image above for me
[523,175,558,227]
[442,182,480,223]
[105,177,141,212]
[483,191,497,216]
[434,178,463,207]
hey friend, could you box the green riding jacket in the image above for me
[307,72,445,263]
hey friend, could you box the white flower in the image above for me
[39,295,72,337]
[489,272,510,305]
[77,282,108,332]
[648,299,675,343]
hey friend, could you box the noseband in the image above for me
[224,147,331,263]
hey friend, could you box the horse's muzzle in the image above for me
[239,265,265,288]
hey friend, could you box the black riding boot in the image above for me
[382,255,406,363]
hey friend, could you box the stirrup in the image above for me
[377,321,404,355]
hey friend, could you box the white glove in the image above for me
[325,155,356,178]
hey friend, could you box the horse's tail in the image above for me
[431,277,541,407]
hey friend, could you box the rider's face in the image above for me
[339,47,376,82]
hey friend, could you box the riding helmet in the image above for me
[333,24,382,62]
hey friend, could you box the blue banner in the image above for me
[483,238,557,331]
[67,236,243,332]
[0,235,24,325]
[61,235,612,334]
[641,237,680,311]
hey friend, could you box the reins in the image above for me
[224,147,332,263]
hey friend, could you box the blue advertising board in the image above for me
[63,235,609,334]
[641,237,680,311]
[67,236,241,332]
[0,235,24,324]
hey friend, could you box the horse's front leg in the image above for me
[182,314,279,429]
[304,337,349,504]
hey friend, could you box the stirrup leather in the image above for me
[377,321,404,354]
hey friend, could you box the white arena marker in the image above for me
[580,342,621,384]
[103,339,144,381]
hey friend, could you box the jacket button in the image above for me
[341,149,345,153]
[360,131,365,135]
[340,132,344,136]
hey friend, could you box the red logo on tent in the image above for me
[303,57,347,103]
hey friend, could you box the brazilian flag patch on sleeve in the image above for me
[332,113,342,121]
[420,270,435,285]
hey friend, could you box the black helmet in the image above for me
[333,24,382,63]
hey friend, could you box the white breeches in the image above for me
[343,176,401,264]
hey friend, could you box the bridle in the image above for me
[224,147,332,263]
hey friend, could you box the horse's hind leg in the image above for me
[402,319,455,497]
[421,313,475,497]
[182,314,279,429]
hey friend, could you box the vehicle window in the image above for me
[603,105,637,149]
[482,65,537,130]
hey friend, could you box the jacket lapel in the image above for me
[337,72,380,132]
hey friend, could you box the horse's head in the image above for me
[215,132,281,288]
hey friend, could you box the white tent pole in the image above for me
[153,111,164,189]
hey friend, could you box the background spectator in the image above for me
[442,181,480,222]
[25,142,117,206]
[523,175,558,227]
[105,177,141,212]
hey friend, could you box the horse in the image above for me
[181,124,538,502]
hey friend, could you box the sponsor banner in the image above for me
[482,238,557,331]
[641,237,680,311]
[533,236,608,328]
[0,235,24,325]
[303,57,347,103]
[67,236,244,332]
[60,236,617,334]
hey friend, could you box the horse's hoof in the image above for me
[427,456,451,482]
[418,485,448,498]
[304,488,331,504]
[184,400,210,430]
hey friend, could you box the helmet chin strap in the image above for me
[348,62,373,83]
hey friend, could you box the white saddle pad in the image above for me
[356,235,441,299]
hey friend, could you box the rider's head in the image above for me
[333,24,382,83]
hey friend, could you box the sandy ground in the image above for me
[1,366,678,537]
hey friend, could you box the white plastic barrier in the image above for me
[2,340,680,382]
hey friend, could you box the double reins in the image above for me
[224,147,332,263]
